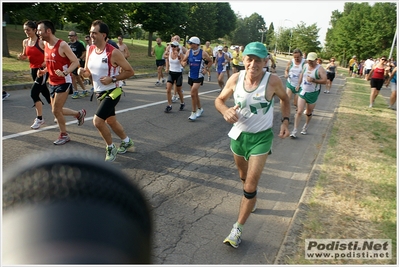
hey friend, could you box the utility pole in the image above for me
[389,27,397,60]
[258,25,267,44]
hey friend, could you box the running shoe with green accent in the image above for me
[71,91,80,99]
[223,224,242,248]
[80,90,89,97]
[117,139,134,154]
[105,145,117,162]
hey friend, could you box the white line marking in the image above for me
[3,74,286,141]
[2,88,221,140]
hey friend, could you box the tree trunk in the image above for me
[3,22,10,57]
[148,32,153,57]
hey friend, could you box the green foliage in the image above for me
[274,22,321,55]
[230,13,267,45]
[266,22,275,49]
[214,3,237,38]
[292,22,321,54]
[62,3,134,37]
[325,2,396,64]
[3,3,66,29]
[185,2,217,41]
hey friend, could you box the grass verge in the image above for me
[283,72,397,264]
[2,25,162,85]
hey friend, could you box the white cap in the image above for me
[218,45,223,50]
[187,36,200,45]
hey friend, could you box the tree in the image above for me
[184,3,218,44]
[130,2,189,56]
[231,13,266,45]
[266,22,275,50]
[291,22,321,54]
[324,2,397,65]
[62,3,134,37]
[213,3,237,40]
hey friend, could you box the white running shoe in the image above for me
[290,129,297,139]
[195,108,204,118]
[223,224,242,248]
[31,118,45,129]
[301,126,308,135]
[188,112,197,121]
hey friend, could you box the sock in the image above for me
[61,132,68,136]
[37,116,43,120]
[234,222,244,231]
[122,137,130,143]
[108,144,115,148]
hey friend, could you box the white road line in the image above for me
[2,88,221,140]
[3,73,286,141]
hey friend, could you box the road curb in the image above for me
[274,75,346,264]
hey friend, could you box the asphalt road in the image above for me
[2,61,345,264]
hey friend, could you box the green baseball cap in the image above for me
[242,42,268,59]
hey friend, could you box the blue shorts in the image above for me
[49,83,72,98]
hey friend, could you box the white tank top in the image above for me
[232,70,274,133]
[288,58,306,86]
[301,64,321,92]
[168,47,183,73]
[87,46,120,92]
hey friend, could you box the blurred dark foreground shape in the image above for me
[2,150,153,264]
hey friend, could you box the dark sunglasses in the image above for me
[68,35,76,37]
[171,45,178,48]
[381,58,387,61]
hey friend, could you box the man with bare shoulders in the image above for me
[215,42,290,248]
[290,52,327,138]
[36,20,86,145]
[78,20,135,162]
[181,36,213,121]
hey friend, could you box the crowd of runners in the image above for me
[4,18,397,253]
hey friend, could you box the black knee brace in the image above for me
[243,189,257,199]
[306,113,313,117]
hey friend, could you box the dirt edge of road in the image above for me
[273,77,345,264]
